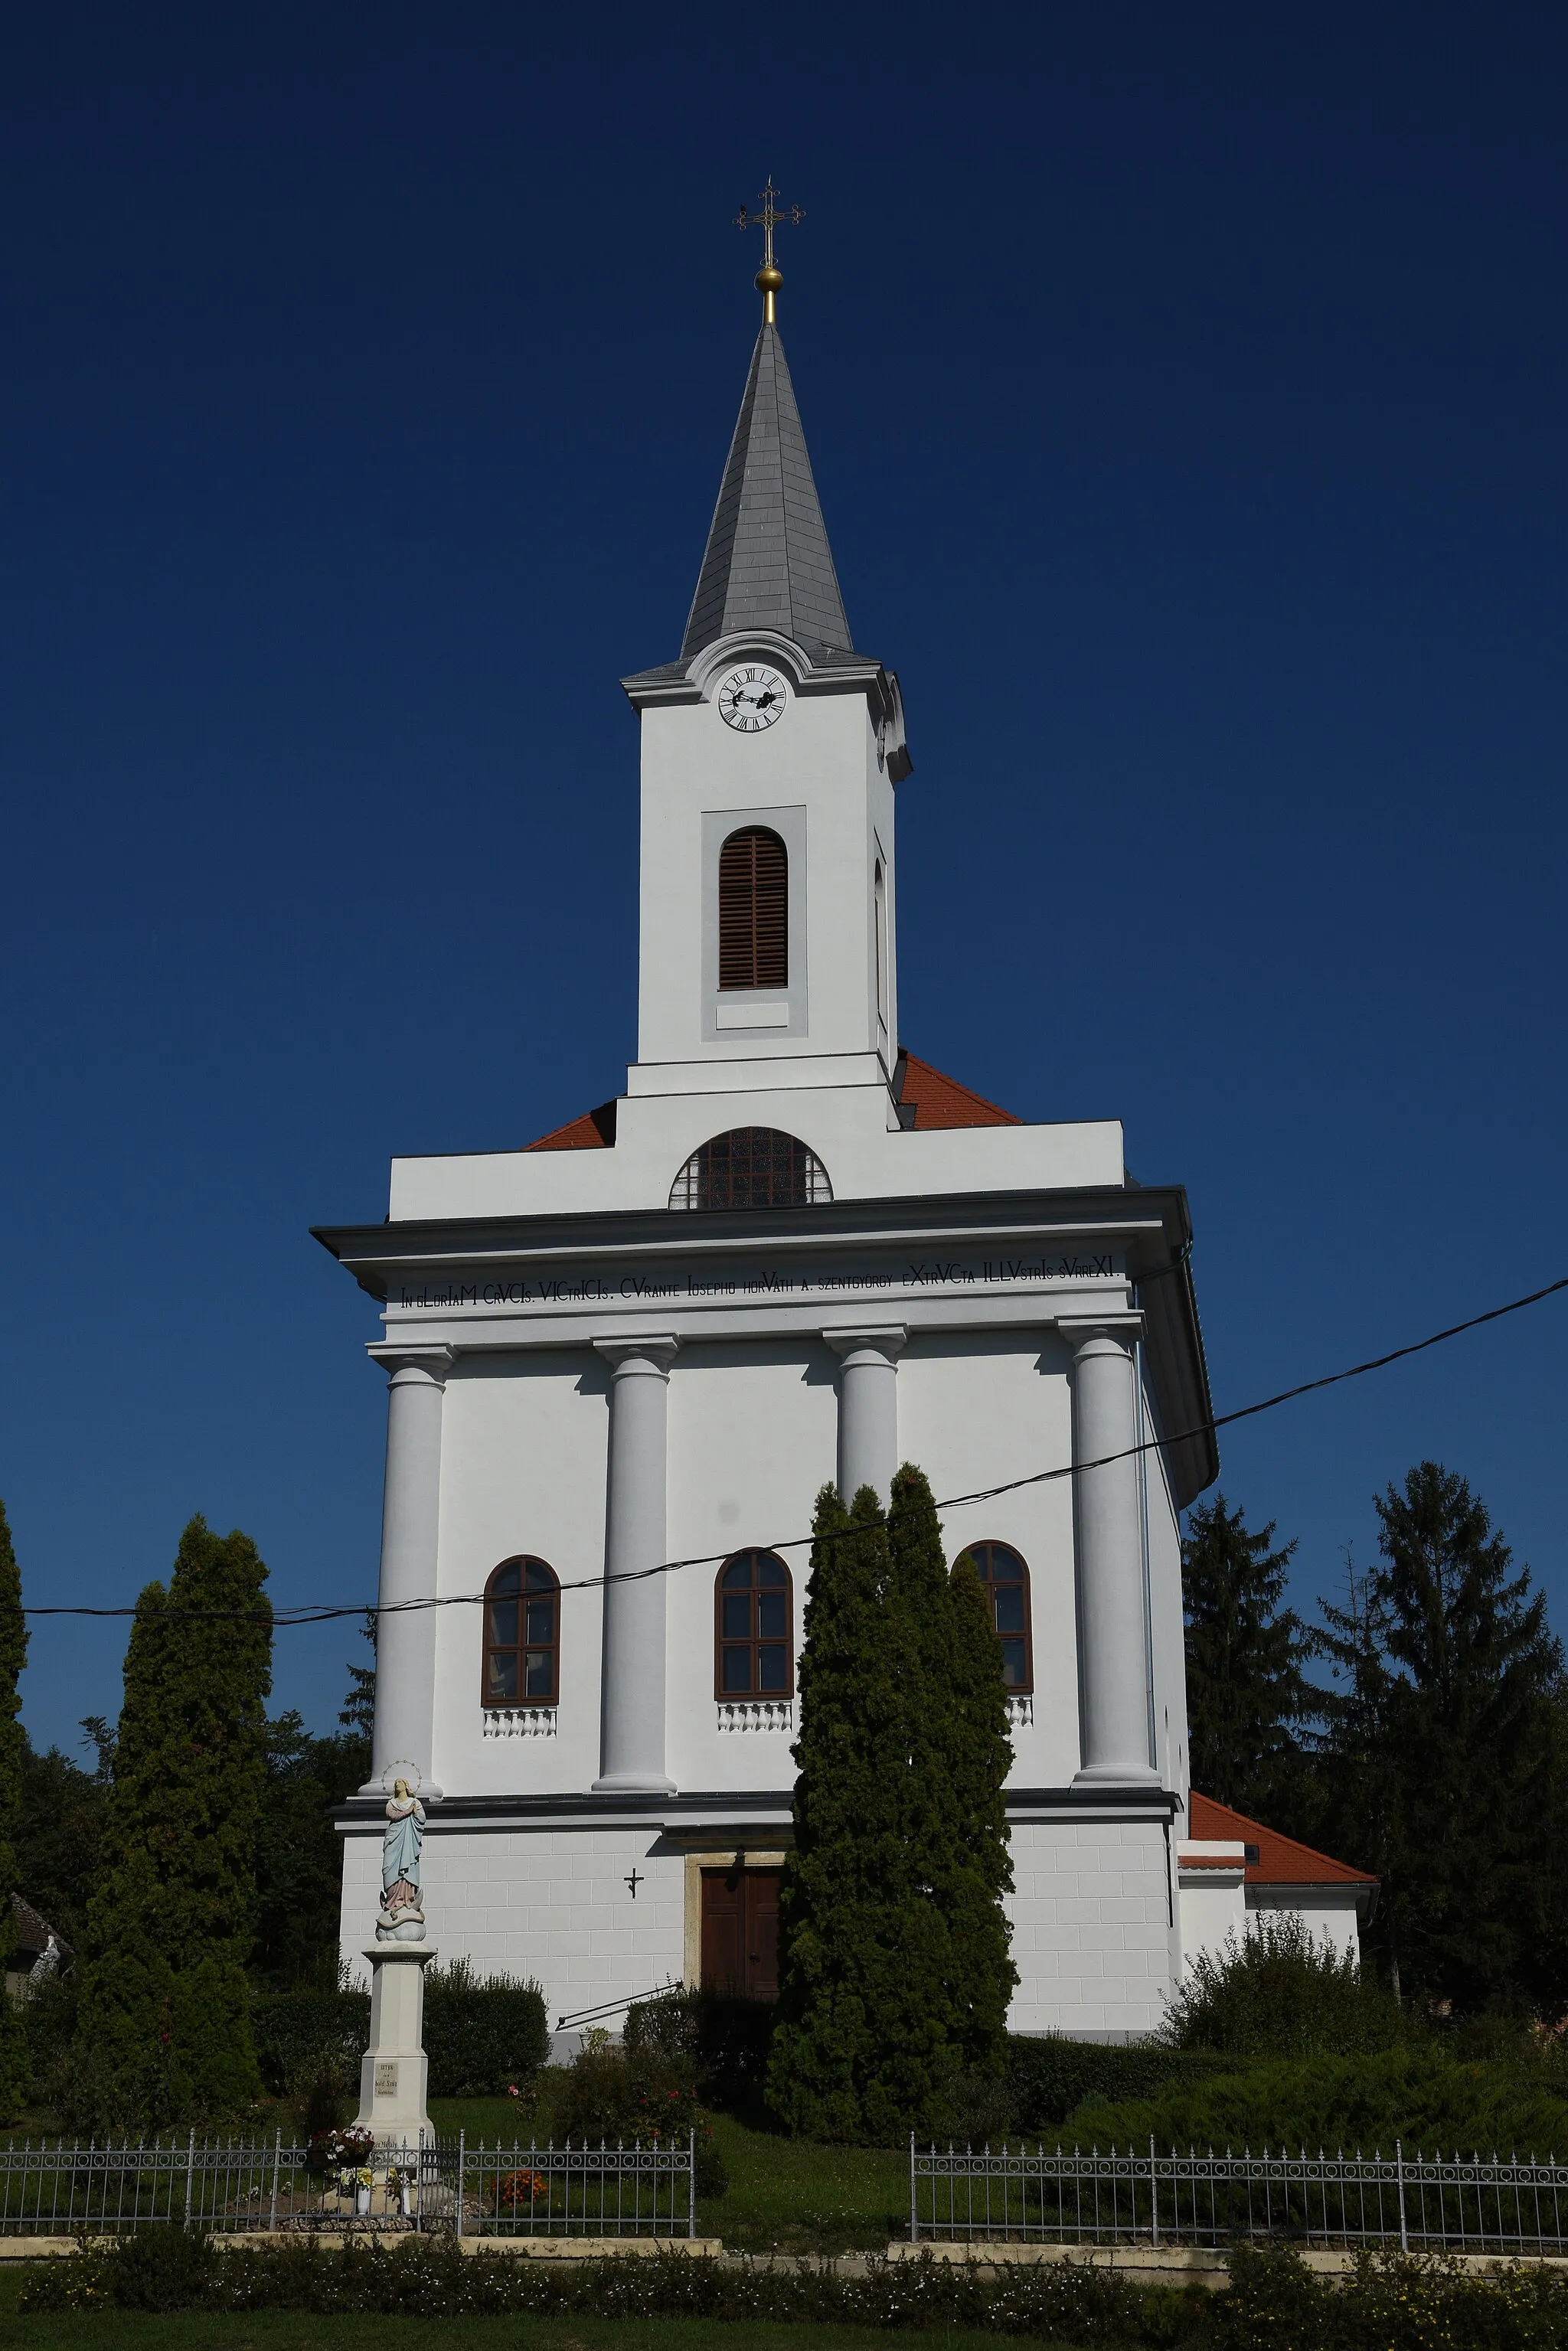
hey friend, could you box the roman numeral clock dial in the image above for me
[717,664,787,733]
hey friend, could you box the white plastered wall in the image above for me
[896,1329,1080,1790]
[430,1350,608,1798]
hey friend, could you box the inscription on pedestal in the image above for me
[374,2062,398,2097]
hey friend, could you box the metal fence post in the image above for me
[183,2128,195,2230]
[1150,2137,1159,2248]
[269,2130,281,2235]
[1396,2140,1408,2255]
[910,2134,918,2243]
[456,2131,465,2246]
[688,2129,696,2240]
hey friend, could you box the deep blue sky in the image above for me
[2,2,1564,1758]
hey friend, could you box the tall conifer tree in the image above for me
[887,1468,1015,2079]
[1183,1494,1309,1820]
[944,1540,1018,2072]
[0,1503,30,2116]
[768,1485,953,2140]
[1314,1463,1566,2013]
[75,1517,273,2127]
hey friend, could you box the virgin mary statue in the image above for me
[377,1778,426,1941]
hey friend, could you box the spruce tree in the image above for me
[1182,1494,1309,1820]
[767,1485,954,2140]
[0,1502,30,2116]
[887,1466,1015,2080]
[74,1517,273,2128]
[1314,1463,1566,2014]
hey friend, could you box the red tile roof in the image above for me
[897,1053,1021,1131]
[1188,1791,1377,1889]
[520,1053,1021,1153]
[524,1100,618,1151]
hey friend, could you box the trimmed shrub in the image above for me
[251,1984,371,2095]
[1159,1913,1406,2059]
[548,2034,727,2195]
[1062,2046,1568,2160]
[1008,2034,1232,2131]
[624,1987,775,2107]
[422,1959,548,2097]
[21,2238,1153,2336]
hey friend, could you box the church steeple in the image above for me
[680,322,856,663]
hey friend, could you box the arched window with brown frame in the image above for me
[960,1542,1034,1694]
[669,1128,831,1210]
[482,1556,560,1707]
[718,826,788,990]
[715,1549,793,1698]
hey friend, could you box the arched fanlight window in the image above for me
[716,1550,793,1697]
[959,1542,1034,1694]
[718,827,788,990]
[669,1128,831,1210]
[482,1556,560,1707]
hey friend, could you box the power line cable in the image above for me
[19,1271,1568,1624]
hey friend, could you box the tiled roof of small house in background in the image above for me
[11,1893,68,1958]
[895,1052,1020,1131]
[1189,1791,1377,1889]
[524,1100,619,1152]
[521,1053,1021,1152]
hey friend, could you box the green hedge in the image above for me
[422,1961,548,2098]
[250,1987,370,2095]
[26,2234,1568,2348]
[1057,2046,1568,2160]
[252,1964,548,2101]
[1005,2033,1232,2132]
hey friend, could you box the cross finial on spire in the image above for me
[735,178,803,325]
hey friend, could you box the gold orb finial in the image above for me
[735,178,802,324]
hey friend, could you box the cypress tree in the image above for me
[75,1517,273,2128]
[0,1502,30,2116]
[1182,1494,1310,1821]
[887,1467,1015,2080]
[767,1485,953,2140]
[945,1542,1018,2072]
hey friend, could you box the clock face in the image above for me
[717,664,787,733]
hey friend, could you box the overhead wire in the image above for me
[18,1270,1568,1625]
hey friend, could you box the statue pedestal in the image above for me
[354,1942,437,2148]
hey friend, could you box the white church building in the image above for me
[317,273,1269,2042]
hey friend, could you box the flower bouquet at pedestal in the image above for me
[341,2164,376,2217]
[305,2124,375,2180]
[384,2163,416,2219]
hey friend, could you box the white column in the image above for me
[354,1942,436,2147]
[364,1345,453,1797]
[825,1326,906,1507]
[593,1337,679,1794]
[1062,1320,1158,1787]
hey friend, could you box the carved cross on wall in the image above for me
[625,1869,644,1899]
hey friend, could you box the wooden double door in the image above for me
[699,1865,782,2000]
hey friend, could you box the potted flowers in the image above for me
[343,2163,376,2217]
[306,2123,376,2180]
[385,2163,415,2219]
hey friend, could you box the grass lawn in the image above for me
[427,2101,910,2255]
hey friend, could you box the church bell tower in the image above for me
[620,184,910,1124]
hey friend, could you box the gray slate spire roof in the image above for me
[681,323,856,662]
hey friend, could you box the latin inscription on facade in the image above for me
[390,1251,1122,1312]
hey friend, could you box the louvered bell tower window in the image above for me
[718,827,788,989]
[670,1128,831,1210]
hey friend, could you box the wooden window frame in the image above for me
[481,1555,560,1709]
[962,1541,1034,1696]
[717,826,788,991]
[714,1549,794,1700]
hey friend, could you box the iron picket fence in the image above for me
[912,2137,1568,2255]
[0,2134,695,2239]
